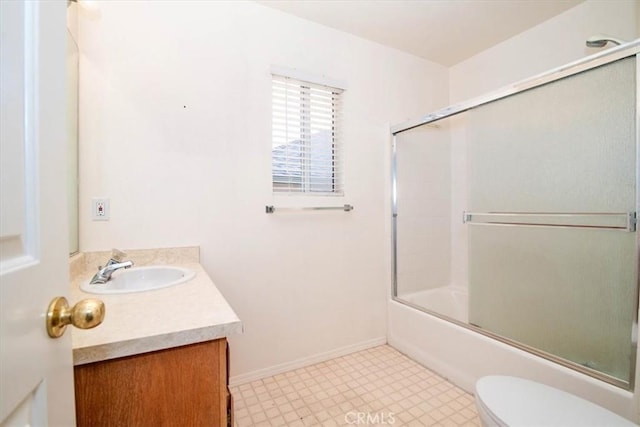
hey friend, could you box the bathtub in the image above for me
[397,286,468,323]
[388,297,638,422]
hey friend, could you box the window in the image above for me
[271,73,343,195]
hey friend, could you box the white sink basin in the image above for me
[81,266,196,294]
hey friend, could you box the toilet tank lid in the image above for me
[475,376,636,427]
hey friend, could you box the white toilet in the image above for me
[474,376,637,427]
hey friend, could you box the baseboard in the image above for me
[229,336,387,387]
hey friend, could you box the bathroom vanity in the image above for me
[69,248,242,427]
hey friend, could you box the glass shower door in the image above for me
[466,56,637,384]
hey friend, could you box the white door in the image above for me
[1,1,76,425]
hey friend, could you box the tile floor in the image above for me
[231,345,481,426]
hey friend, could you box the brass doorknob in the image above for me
[46,296,105,338]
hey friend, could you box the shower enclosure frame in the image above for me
[390,40,640,390]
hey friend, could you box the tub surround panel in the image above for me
[397,286,468,324]
[70,247,242,365]
[394,125,452,295]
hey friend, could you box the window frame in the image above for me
[271,69,345,196]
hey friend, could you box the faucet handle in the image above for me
[111,248,127,262]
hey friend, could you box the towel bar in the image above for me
[265,204,354,214]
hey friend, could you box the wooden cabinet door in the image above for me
[74,339,227,426]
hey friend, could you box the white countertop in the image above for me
[70,260,243,365]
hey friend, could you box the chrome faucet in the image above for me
[90,249,134,285]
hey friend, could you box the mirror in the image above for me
[67,7,79,255]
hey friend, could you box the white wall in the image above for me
[450,0,639,102]
[78,0,448,381]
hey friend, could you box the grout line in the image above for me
[231,344,481,427]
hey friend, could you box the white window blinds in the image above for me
[271,74,343,195]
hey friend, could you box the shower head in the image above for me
[586,34,627,48]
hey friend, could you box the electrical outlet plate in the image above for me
[92,198,110,221]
